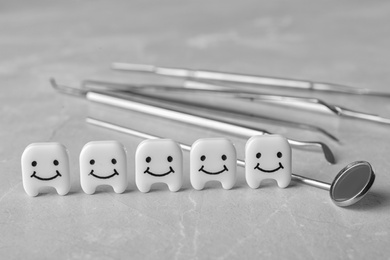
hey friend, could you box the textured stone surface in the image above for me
[1,1,389,259]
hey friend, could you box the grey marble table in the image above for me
[1,1,389,259]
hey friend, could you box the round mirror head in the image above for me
[330,161,375,207]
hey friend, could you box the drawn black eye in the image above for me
[221,154,227,161]
[277,152,282,158]
[200,155,206,161]
[146,157,151,163]
[53,160,59,166]
[167,156,173,162]
[256,153,261,159]
[90,159,95,165]
[111,158,117,164]
[32,161,37,167]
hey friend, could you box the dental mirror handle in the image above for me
[86,117,332,191]
[232,156,331,190]
[290,174,331,190]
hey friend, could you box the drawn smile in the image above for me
[199,165,228,175]
[31,170,62,181]
[144,167,174,177]
[254,162,284,173]
[89,169,119,179]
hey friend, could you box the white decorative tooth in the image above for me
[80,141,127,194]
[21,143,71,196]
[190,138,237,190]
[245,135,292,189]
[135,139,183,192]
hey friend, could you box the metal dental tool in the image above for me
[82,79,339,142]
[86,117,375,207]
[108,64,390,126]
[51,78,336,164]
[111,62,390,97]
[92,79,390,126]
[182,81,390,126]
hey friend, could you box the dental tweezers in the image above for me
[51,79,335,164]
[111,62,390,97]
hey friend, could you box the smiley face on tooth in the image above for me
[80,141,127,195]
[190,138,237,190]
[144,156,175,177]
[136,139,183,193]
[88,158,120,179]
[198,154,229,175]
[245,135,292,189]
[254,152,284,173]
[21,143,71,196]
[30,159,63,181]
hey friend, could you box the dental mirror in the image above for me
[292,161,375,207]
[86,117,376,207]
[330,161,375,207]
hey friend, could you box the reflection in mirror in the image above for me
[331,163,374,205]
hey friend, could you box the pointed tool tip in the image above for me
[49,77,58,88]
[50,78,87,97]
[321,143,336,164]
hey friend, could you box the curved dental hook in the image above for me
[50,78,87,97]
